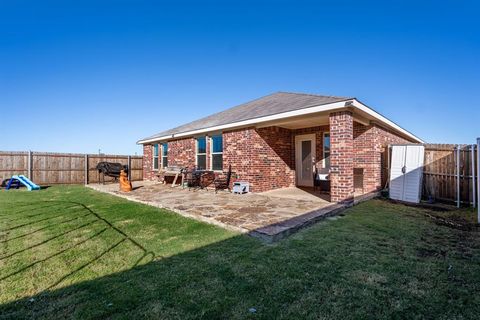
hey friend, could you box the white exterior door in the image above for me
[295,134,315,187]
[389,145,424,203]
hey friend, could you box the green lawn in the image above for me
[1,186,479,319]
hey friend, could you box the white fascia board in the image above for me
[351,99,424,143]
[138,98,424,144]
[137,100,350,144]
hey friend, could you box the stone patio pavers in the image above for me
[87,181,350,241]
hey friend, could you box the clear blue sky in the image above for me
[1,0,478,155]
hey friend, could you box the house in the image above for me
[138,92,423,203]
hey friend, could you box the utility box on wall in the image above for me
[389,145,425,204]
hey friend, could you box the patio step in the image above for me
[249,203,348,243]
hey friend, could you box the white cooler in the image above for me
[233,182,249,194]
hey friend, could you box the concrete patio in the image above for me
[87,181,348,242]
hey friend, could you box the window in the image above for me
[323,132,330,168]
[161,142,168,168]
[210,134,223,171]
[153,144,159,170]
[196,137,207,170]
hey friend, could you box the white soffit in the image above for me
[138,99,423,144]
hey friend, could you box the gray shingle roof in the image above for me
[139,92,351,142]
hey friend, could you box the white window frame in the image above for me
[152,144,159,171]
[161,142,168,169]
[195,136,207,170]
[323,132,330,169]
[210,134,223,172]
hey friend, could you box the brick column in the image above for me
[143,144,154,180]
[329,111,354,203]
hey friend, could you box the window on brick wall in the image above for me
[196,137,207,170]
[323,132,330,168]
[210,134,223,171]
[153,144,159,170]
[161,142,168,168]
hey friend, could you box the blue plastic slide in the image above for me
[7,175,41,191]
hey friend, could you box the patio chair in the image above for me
[182,166,201,190]
[214,165,233,193]
[199,171,216,190]
[314,166,330,193]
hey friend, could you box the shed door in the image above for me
[402,145,425,203]
[389,145,424,203]
[389,146,406,201]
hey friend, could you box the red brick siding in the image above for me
[141,117,415,202]
[223,126,295,192]
[353,122,377,193]
[373,123,413,187]
[352,122,414,193]
[329,111,354,203]
[168,138,196,168]
[143,144,155,180]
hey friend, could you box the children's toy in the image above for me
[6,175,40,191]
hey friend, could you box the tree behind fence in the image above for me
[0,151,143,185]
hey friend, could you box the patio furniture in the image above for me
[314,167,330,193]
[199,171,215,189]
[157,166,183,187]
[96,162,126,184]
[214,165,233,193]
[182,166,199,189]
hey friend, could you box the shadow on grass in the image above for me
[0,200,156,295]
[0,233,258,319]
[1,199,479,319]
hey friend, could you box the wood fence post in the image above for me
[84,154,89,185]
[28,150,33,179]
[128,155,132,181]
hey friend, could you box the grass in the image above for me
[1,186,479,319]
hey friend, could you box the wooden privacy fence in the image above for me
[423,143,478,206]
[0,151,143,185]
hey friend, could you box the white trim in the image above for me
[152,143,159,171]
[209,134,223,172]
[138,99,424,144]
[351,99,423,143]
[195,136,207,169]
[322,132,330,169]
[295,134,316,187]
[161,142,168,169]
[138,101,348,144]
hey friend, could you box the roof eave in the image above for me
[137,98,423,145]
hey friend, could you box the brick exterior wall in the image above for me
[142,115,415,202]
[293,125,330,169]
[329,111,355,203]
[168,138,196,167]
[223,126,295,192]
[143,144,155,180]
[352,121,413,195]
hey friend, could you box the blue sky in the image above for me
[1,0,478,155]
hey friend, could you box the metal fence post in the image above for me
[84,154,89,185]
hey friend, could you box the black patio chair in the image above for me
[214,165,233,193]
[182,166,201,190]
